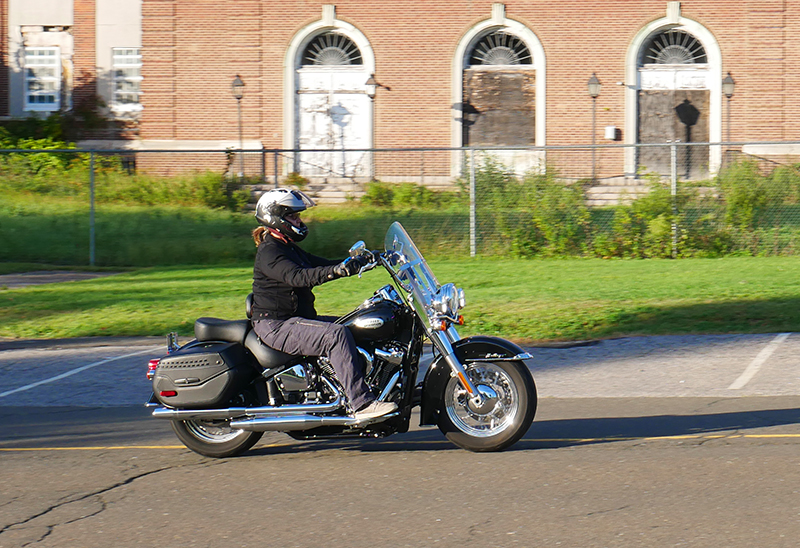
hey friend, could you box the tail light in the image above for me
[146,359,159,381]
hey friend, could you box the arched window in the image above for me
[636,27,710,179]
[301,32,363,66]
[468,31,532,66]
[641,28,707,65]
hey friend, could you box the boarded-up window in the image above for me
[462,69,535,147]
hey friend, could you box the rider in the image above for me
[250,188,397,421]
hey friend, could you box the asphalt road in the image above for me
[0,334,799,547]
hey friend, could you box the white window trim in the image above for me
[24,46,61,113]
[111,47,143,113]
[283,12,375,152]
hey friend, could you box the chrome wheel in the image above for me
[183,420,243,444]
[171,418,263,458]
[443,362,519,438]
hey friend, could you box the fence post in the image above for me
[670,140,678,259]
[260,149,266,184]
[273,151,279,189]
[469,147,477,258]
[89,151,96,266]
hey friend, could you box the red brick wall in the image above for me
[140,1,798,150]
[73,0,97,108]
[0,0,8,116]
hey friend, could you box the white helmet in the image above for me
[254,188,316,242]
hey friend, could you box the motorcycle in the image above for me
[146,221,537,457]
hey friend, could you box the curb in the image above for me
[0,336,167,351]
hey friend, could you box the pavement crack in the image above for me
[20,525,53,547]
[571,505,632,518]
[0,466,169,539]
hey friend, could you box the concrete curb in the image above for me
[0,336,166,351]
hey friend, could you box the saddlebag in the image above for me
[152,342,257,408]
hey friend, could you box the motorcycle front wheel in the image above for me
[171,419,263,458]
[437,360,537,452]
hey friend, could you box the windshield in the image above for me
[384,222,440,317]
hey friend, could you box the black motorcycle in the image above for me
[146,222,537,456]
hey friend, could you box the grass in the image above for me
[0,191,472,266]
[1,257,799,342]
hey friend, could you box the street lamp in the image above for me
[365,74,378,100]
[722,72,735,145]
[587,73,602,182]
[231,75,245,180]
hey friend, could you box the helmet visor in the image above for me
[287,189,316,211]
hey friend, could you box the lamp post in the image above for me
[365,74,378,100]
[231,75,245,180]
[722,72,735,145]
[587,73,602,182]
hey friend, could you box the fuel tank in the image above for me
[337,300,403,344]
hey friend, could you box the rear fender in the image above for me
[419,336,531,426]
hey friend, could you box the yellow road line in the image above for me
[1,433,798,452]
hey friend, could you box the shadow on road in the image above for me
[245,404,800,455]
[2,402,798,454]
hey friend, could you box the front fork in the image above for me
[429,327,484,406]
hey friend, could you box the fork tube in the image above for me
[430,331,481,399]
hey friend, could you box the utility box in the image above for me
[605,126,620,140]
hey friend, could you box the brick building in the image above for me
[0,0,141,131]
[3,1,799,183]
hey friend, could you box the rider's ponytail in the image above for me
[252,226,267,246]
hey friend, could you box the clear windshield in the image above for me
[384,222,440,316]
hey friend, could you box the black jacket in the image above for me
[251,236,341,321]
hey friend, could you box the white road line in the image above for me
[728,333,791,390]
[0,346,161,399]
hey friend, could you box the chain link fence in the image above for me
[3,142,800,264]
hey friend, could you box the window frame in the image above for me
[24,46,61,112]
[111,47,143,112]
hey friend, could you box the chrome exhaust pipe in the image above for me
[152,395,344,421]
[230,411,400,432]
[230,414,359,432]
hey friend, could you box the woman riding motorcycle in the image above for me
[250,188,397,421]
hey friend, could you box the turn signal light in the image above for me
[147,359,159,380]
[457,315,465,325]
[160,390,178,397]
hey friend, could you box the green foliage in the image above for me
[284,171,310,190]
[716,160,770,229]
[361,181,395,206]
[466,156,591,257]
[360,181,463,210]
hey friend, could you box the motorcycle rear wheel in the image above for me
[437,360,536,452]
[171,419,263,458]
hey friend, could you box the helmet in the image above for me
[254,188,316,242]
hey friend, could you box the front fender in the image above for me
[419,336,532,426]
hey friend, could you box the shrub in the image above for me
[361,181,395,206]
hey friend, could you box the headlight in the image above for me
[432,283,464,318]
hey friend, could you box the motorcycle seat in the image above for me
[194,317,251,345]
[244,330,295,369]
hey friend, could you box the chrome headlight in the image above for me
[432,283,465,318]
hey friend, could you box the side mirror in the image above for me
[349,240,367,258]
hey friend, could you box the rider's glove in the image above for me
[334,256,369,278]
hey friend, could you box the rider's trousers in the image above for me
[252,317,374,412]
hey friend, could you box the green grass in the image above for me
[1,257,799,342]
[0,192,472,266]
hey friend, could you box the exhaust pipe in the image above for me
[152,395,344,421]
[231,411,399,432]
[230,414,359,432]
